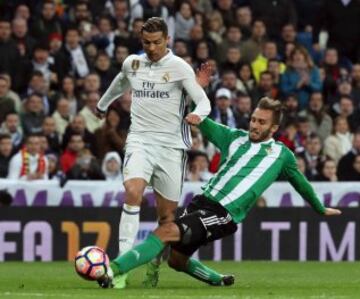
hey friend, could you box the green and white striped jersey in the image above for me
[199,118,325,223]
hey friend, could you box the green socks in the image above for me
[110,233,165,275]
[185,258,223,285]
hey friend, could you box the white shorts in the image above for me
[123,142,187,201]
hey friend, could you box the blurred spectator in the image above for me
[267,59,282,87]
[315,158,338,182]
[22,93,46,136]
[0,75,16,123]
[30,0,63,41]
[217,24,242,63]
[337,130,360,181]
[277,122,297,152]
[114,18,143,54]
[348,154,360,181]
[334,96,360,132]
[240,19,267,64]
[79,91,103,133]
[220,46,243,74]
[113,44,129,72]
[11,17,36,59]
[252,41,285,82]
[101,151,123,181]
[0,189,13,206]
[213,0,236,27]
[174,1,195,41]
[71,0,93,27]
[278,23,297,58]
[55,76,80,116]
[281,94,299,126]
[62,115,96,153]
[67,149,104,180]
[60,133,85,174]
[233,92,252,130]
[14,4,31,22]
[42,116,61,154]
[94,15,116,58]
[210,88,237,128]
[251,0,297,40]
[322,48,342,100]
[324,116,353,164]
[94,108,126,161]
[207,11,225,46]
[294,116,312,153]
[0,73,22,113]
[218,70,238,99]
[186,150,212,182]
[298,92,332,143]
[26,43,58,88]
[0,18,22,91]
[236,63,255,95]
[23,71,50,114]
[7,133,48,180]
[131,0,169,23]
[296,155,306,175]
[280,46,322,109]
[52,98,73,140]
[313,0,360,63]
[298,133,324,180]
[47,153,65,182]
[94,52,118,93]
[39,134,50,154]
[351,64,360,106]
[0,134,13,178]
[235,5,252,40]
[0,113,23,150]
[111,0,131,37]
[54,27,90,81]
[251,71,278,106]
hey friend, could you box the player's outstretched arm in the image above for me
[96,70,130,117]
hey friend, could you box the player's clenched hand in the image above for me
[185,113,202,125]
[324,208,342,216]
[95,107,106,119]
[196,62,212,88]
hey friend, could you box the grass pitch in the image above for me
[0,261,359,299]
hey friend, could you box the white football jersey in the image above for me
[97,50,211,149]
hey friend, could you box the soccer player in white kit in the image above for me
[96,17,211,288]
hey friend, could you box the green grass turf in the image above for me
[0,262,359,299]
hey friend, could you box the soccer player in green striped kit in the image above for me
[99,97,341,288]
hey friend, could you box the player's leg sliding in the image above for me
[115,203,141,289]
[182,258,234,286]
[98,233,165,288]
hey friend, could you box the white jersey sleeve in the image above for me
[179,61,211,120]
[96,57,131,111]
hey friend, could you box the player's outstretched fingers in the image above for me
[324,208,342,216]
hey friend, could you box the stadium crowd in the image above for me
[0,0,360,184]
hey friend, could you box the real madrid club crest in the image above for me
[162,72,170,82]
[131,59,140,76]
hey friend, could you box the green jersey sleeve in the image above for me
[281,148,326,214]
[198,118,234,154]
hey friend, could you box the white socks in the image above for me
[119,204,140,255]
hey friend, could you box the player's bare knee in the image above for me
[154,222,179,242]
[124,185,143,206]
[167,256,186,272]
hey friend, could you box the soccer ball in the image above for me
[74,246,110,281]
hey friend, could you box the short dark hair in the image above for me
[0,133,11,142]
[141,17,168,36]
[257,97,283,125]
